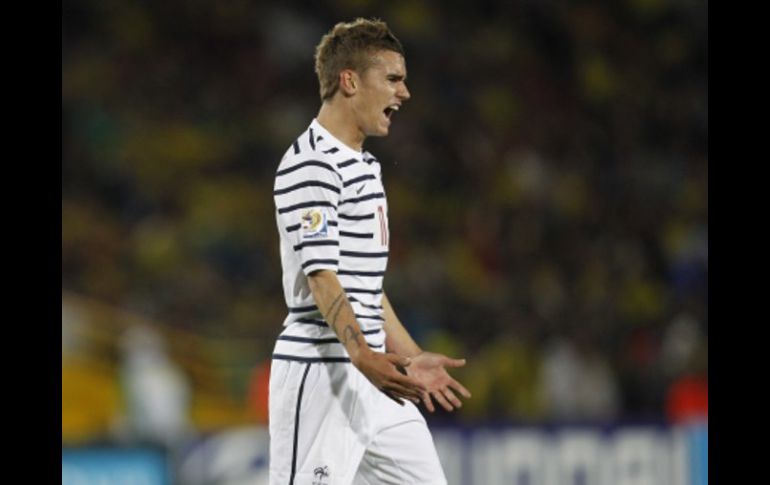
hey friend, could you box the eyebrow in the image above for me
[387,73,406,81]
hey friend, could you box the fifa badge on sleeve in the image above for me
[301,208,328,239]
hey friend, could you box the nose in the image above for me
[398,82,411,101]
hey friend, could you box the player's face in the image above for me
[353,50,411,138]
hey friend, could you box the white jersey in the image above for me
[272,119,390,362]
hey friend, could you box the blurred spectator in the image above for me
[247,359,271,424]
[539,332,620,421]
[662,313,708,424]
[666,372,707,425]
[116,324,193,449]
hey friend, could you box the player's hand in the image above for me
[351,349,426,406]
[406,352,471,412]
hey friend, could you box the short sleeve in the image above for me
[274,159,342,275]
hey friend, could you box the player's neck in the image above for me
[316,102,365,152]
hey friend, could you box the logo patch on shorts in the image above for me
[313,465,330,485]
[301,208,328,239]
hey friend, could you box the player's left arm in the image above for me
[382,292,472,412]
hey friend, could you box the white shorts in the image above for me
[268,358,447,485]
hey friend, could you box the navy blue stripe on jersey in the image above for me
[274,180,341,196]
[329,221,338,226]
[349,297,383,310]
[309,128,316,150]
[277,335,383,349]
[323,147,339,154]
[356,303,383,310]
[292,140,300,155]
[337,158,359,169]
[338,270,386,277]
[277,200,336,214]
[273,354,351,363]
[276,160,339,178]
[340,250,389,258]
[301,259,338,269]
[355,313,385,321]
[295,318,327,327]
[294,316,384,328]
[289,304,318,313]
[278,335,340,344]
[293,240,339,251]
[340,192,385,206]
[343,174,377,187]
[316,135,324,142]
[279,329,381,344]
[344,287,383,295]
[339,213,374,221]
[340,231,374,239]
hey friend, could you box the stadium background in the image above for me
[62,0,707,483]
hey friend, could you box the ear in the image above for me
[338,69,358,96]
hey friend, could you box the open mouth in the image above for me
[383,104,399,120]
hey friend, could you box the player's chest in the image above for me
[337,165,389,247]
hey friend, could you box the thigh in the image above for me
[354,418,447,485]
[269,360,366,485]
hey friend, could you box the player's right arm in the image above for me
[307,269,426,405]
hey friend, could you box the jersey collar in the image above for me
[310,119,377,164]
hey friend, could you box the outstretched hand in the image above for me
[405,352,471,412]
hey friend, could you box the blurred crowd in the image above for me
[63,0,707,429]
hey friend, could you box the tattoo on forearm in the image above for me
[326,292,345,332]
[324,292,361,348]
[342,325,362,347]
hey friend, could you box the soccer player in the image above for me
[270,18,471,485]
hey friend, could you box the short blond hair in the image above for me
[314,18,405,101]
